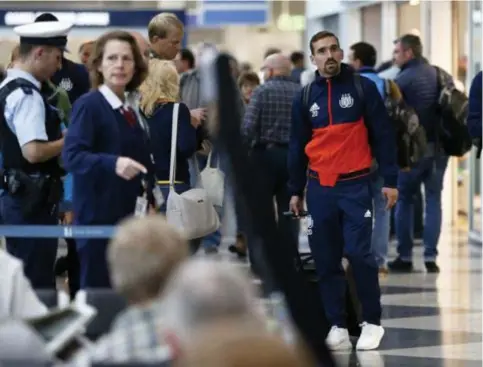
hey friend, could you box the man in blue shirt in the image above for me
[348,41,392,275]
[388,35,448,273]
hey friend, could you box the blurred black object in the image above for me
[211,53,335,366]
[474,138,482,158]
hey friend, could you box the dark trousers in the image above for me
[1,193,58,289]
[249,146,300,293]
[251,146,299,246]
[66,238,80,298]
[306,177,381,327]
[77,238,111,289]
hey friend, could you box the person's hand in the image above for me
[62,211,74,225]
[198,139,212,156]
[382,187,398,210]
[115,157,147,180]
[190,108,206,128]
[289,196,304,216]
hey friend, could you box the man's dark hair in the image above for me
[290,51,304,65]
[395,34,423,59]
[350,42,377,68]
[309,31,340,54]
[180,48,195,69]
[35,13,59,22]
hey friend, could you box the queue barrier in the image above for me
[0,225,115,239]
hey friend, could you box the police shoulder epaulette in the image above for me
[19,85,33,95]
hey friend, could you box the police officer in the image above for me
[0,20,72,288]
[288,31,398,351]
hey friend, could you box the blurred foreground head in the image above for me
[162,259,263,343]
[107,215,189,304]
[175,320,314,367]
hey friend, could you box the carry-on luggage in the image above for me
[297,251,363,337]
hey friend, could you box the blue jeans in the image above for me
[370,173,391,267]
[395,155,449,262]
[189,152,222,249]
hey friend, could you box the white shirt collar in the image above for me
[99,84,125,110]
[7,68,41,89]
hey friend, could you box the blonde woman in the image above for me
[139,60,201,247]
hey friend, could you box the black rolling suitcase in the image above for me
[297,251,362,337]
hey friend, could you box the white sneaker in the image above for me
[356,322,385,350]
[325,326,352,350]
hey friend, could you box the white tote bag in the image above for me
[196,151,225,207]
[166,103,220,240]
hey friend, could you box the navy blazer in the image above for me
[62,89,153,225]
[145,102,199,184]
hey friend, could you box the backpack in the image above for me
[379,78,428,167]
[434,66,472,157]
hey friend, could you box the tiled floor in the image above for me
[219,228,482,366]
[330,229,482,366]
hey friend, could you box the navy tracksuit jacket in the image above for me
[288,64,398,327]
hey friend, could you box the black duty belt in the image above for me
[308,167,371,182]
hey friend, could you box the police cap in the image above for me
[14,14,72,50]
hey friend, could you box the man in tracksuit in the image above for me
[288,31,399,351]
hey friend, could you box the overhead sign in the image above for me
[0,10,185,28]
[4,11,110,26]
[200,0,269,26]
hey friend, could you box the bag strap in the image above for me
[169,103,180,189]
[353,73,365,103]
[205,150,221,169]
[206,150,213,168]
[302,81,313,111]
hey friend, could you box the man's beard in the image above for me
[323,60,340,76]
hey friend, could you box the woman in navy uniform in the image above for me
[63,31,153,289]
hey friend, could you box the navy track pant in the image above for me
[306,176,381,327]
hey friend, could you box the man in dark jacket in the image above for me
[288,31,398,351]
[388,35,448,273]
[35,13,90,105]
[467,71,482,146]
